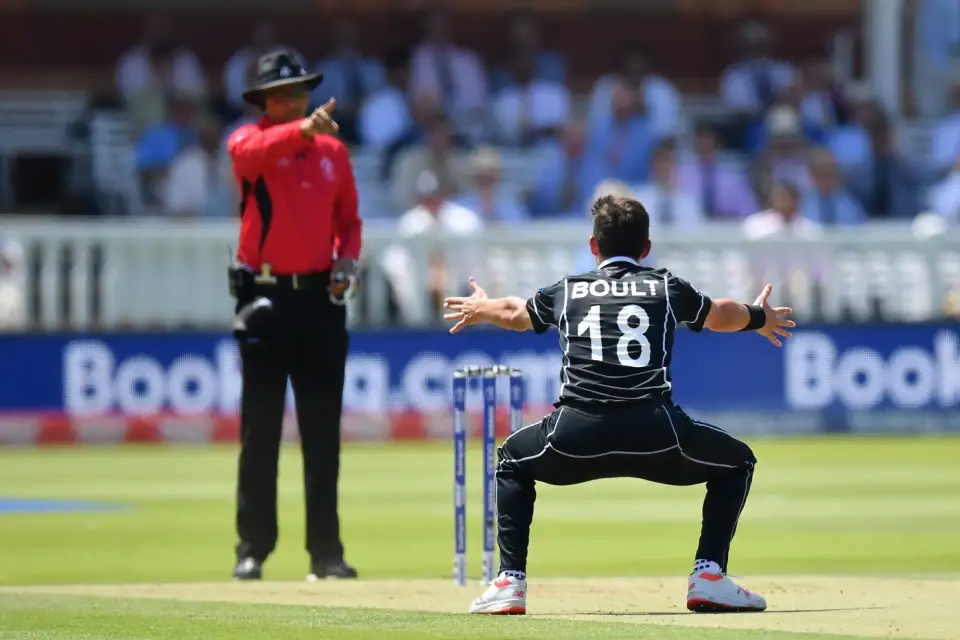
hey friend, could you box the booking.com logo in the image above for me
[62,340,564,415]
[785,330,960,410]
[63,339,244,414]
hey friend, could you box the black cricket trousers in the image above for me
[234,283,348,564]
[496,401,756,574]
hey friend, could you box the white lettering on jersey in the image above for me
[589,280,610,297]
[572,279,658,300]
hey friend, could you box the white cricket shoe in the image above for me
[468,574,527,615]
[686,571,767,613]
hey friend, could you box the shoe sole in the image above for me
[687,598,766,613]
[469,606,526,615]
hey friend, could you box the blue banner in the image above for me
[2,324,959,434]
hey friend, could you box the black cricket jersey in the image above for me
[525,256,713,405]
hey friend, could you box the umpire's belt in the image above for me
[252,270,330,292]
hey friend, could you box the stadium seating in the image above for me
[0,90,88,210]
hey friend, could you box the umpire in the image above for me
[226,49,361,581]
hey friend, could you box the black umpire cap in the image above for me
[242,49,324,107]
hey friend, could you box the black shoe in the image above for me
[232,557,263,580]
[306,558,358,581]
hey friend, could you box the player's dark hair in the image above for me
[590,195,650,260]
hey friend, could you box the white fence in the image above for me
[4,217,960,330]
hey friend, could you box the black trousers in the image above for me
[496,402,756,574]
[233,286,349,564]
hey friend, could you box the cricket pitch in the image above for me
[3,575,954,639]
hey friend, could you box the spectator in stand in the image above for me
[581,80,656,194]
[587,45,680,139]
[632,138,705,230]
[409,9,488,142]
[491,12,566,93]
[123,41,199,135]
[491,50,571,148]
[454,147,529,222]
[0,237,25,332]
[743,182,821,240]
[928,155,960,222]
[379,93,456,184]
[381,171,482,323]
[753,105,813,202]
[846,116,921,220]
[825,81,882,170]
[359,47,415,152]
[802,148,866,225]
[763,59,848,148]
[134,93,200,209]
[930,70,960,177]
[797,58,849,139]
[223,22,302,119]
[313,20,385,146]
[676,122,758,219]
[744,181,826,313]
[719,21,797,150]
[391,115,470,211]
[116,13,206,107]
[161,114,233,219]
[912,0,960,119]
[528,121,590,217]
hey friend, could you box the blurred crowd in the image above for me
[105,9,960,231]
[6,6,960,330]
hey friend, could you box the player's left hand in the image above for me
[753,284,795,347]
[442,277,487,333]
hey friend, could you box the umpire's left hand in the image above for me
[329,257,359,299]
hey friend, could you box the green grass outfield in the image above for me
[0,436,958,639]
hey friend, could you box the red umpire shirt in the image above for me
[227,117,361,274]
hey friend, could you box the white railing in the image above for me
[4,216,960,330]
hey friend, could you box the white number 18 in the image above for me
[576,304,651,367]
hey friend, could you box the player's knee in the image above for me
[498,437,524,464]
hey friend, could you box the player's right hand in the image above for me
[442,278,488,333]
[753,284,795,347]
[300,99,339,137]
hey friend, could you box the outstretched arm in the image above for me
[703,284,795,347]
[443,279,533,333]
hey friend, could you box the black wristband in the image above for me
[739,305,767,331]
